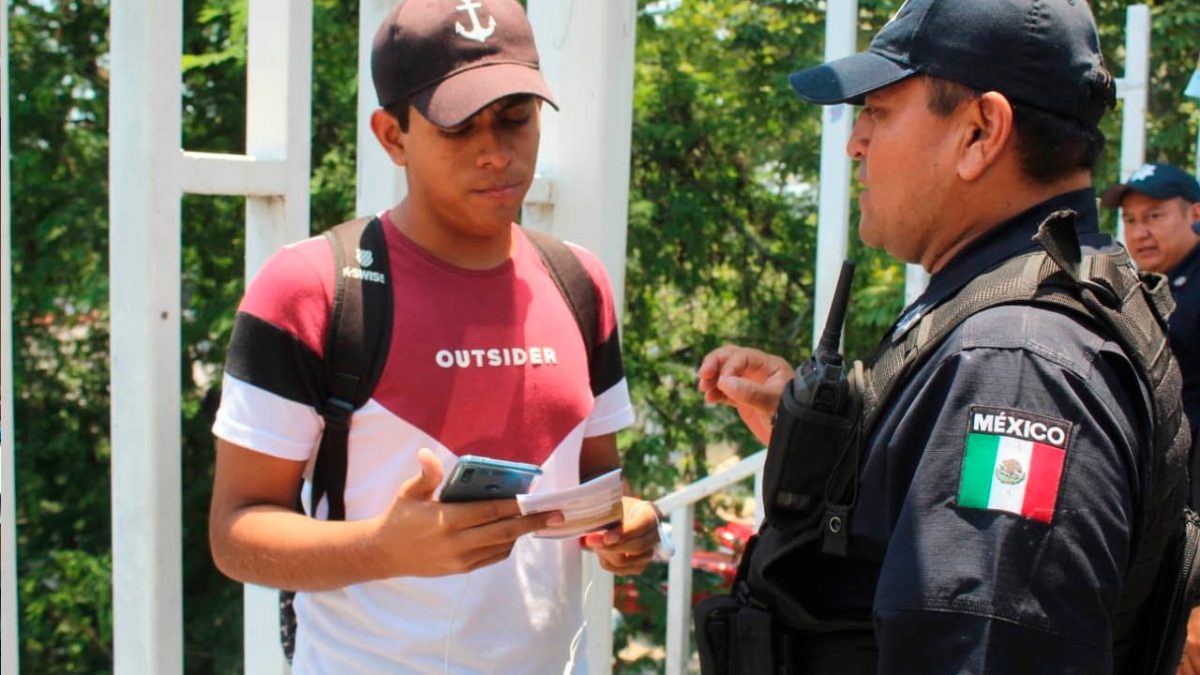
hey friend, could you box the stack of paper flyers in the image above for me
[517,468,624,539]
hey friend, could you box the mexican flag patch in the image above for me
[957,406,1071,524]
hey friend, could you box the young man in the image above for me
[1102,162,1200,437]
[208,1,659,672]
[697,0,1190,672]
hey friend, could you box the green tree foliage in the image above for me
[6,0,1199,672]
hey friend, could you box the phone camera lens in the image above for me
[461,468,474,482]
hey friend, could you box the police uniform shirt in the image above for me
[820,189,1154,673]
[1167,241,1200,435]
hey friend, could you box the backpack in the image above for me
[279,216,600,661]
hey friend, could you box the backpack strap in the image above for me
[310,216,393,521]
[524,228,598,370]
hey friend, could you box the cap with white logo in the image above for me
[371,0,558,128]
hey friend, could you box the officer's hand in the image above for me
[372,448,563,577]
[1178,606,1200,675]
[698,344,794,445]
[582,497,659,575]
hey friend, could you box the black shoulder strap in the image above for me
[524,228,598,370]
[309,216,393,521]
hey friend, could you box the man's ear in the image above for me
[957,91,1015,182]
[370,109,407,167]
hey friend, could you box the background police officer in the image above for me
[1101,165,1200,675]
[1102,162,1200,438]
[698,0,1188,671]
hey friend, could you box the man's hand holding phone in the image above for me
[369,448,562,578]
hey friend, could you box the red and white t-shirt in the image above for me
[213,214,634,674]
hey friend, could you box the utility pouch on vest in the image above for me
[696,580,781,675]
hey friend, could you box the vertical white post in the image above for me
[243,4,312,673]
[664,506,695,675]
[813,0,857,351]
[525,0,637,316]
[1190,55,1200,179]
[1116,5,1150,242]
[109,0,185,672]
[525,4,636,673]
[1,2,19,672]
[356,0,407,217]
[904,265,929,307]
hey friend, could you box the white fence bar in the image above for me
[356,0,407,217]
[656,451,767,517]
[1115,4,1150,242]
[664,506,696,675]
[177,154,290,199]
[525,0,637,315]
[657,450,766,675]
[243,1,313,673]
[812,0,857,351]
[109,0,186,671]
[1,1,19,671]
[525,4,637,673]
[179,152,291,197]
[1191,55,1200,179]
[905,264,929,307]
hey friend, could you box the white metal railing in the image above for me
[652,450,767,675]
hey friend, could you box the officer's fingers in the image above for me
[698,345,744,380]
[718,375,783,415]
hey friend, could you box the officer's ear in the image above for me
[370,108,408,168]
[956,91,1015,183]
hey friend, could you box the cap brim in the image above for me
[1099,182,1189,208]
[413,63,558,129]
[789,51,916,105]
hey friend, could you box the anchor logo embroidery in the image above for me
[455,0,496,43]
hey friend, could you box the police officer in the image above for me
[1102,163,1200,437]
[697,0,1189,672]
[1101,165,1200,675]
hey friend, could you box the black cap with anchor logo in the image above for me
[371,0,558,128]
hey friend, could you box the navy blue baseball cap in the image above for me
[1100,163,1200,208]
[789,0,1115,127]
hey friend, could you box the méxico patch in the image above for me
[957,406,1072,524]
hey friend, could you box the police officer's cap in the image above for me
[1100,163,1200,209]
[788,0,1115,128]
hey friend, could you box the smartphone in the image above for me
[439,455,543,503]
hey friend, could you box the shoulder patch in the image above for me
[956,406,1071,524]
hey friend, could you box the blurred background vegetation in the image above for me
[6,0,1199,671]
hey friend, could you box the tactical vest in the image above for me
[697,210,1194,674]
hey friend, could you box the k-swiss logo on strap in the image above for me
[455,0,496,43]
[957,406,1073,524]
